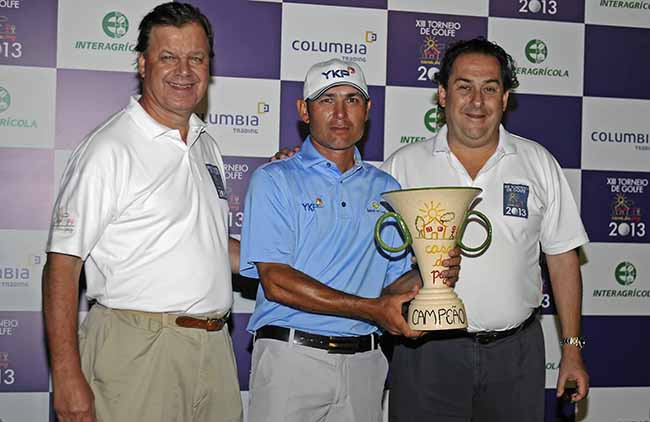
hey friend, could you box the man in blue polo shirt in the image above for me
[239,59,461,422]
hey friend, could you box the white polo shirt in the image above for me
[382,125,588,332]
[47,97,232,314]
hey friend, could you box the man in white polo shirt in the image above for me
[42,3,242,422]
[382,38,589,421]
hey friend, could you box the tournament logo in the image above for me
[0,351,13,386]
[414,18,462,83]
[518,0,559,15]
[615,261,637,286]
[0,86,9,113]
[516,38,569,78]
[419,35,444,82]
[223,162,249,229]
[0,16,20,58]
[415,201,457,241]
[206,164,227,200]
[223,158,267,234]
[0,15,16,41]
[102,11,129,39]
[503,184,529,218]
[609,193,644,238]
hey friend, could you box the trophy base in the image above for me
[408,291,468,331]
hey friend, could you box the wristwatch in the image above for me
[559,336,586,349]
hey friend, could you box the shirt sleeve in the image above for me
[539,152,589,255]
[239,165,296,279]
[46,142,118,259]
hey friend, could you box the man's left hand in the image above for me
[556,347,589,402]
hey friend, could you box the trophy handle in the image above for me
[457,210,492,253]
[374,212,412,253]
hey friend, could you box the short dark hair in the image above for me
[135,2,214,58]
[435,37,519,92]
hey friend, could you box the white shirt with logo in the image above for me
[382,125,589,332]
[47,97,232,314]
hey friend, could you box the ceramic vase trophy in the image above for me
[375,187,492,331]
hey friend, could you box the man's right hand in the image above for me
[373,286,422,338]
[53,372,96,422]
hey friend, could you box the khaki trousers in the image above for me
[79,304,243,422]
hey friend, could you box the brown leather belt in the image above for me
[175,315,226,331]
[111,307,228,332]
[255,325,379,355]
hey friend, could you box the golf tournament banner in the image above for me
[1,1,649,420]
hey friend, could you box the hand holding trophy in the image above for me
[375,187,491,331]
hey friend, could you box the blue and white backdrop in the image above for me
[0,0,649,420]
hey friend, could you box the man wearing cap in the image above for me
[239,58,461,422]
[42,3,242,422]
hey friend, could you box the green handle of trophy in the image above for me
[456,210,492,253]
[374,212,413,253]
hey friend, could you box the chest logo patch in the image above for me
[366,200,385,213]
[503,183,529,218]
[302,197,324,212]
[206,164,227,199]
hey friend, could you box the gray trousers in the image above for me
[388,319,545,422]
[248,335,389,422]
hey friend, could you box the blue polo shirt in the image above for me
[240,137,411,337]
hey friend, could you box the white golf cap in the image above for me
[303,58,369,101]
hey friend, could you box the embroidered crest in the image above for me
[503,183,529,218]
[206,164,227,199]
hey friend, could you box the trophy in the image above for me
[375,187,491,331]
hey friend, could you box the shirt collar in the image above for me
[126,96,207,143]
[432,124,518,156]
[300,136,366,173]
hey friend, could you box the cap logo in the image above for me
[321,69,351,79]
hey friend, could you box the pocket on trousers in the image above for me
[249,339,273,390]
[91,311,163,400]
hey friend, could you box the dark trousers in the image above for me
[388,319,545,422]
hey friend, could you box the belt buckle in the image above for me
[327,337,357,355]
[474,332,496,345]
[205,318,223,332]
